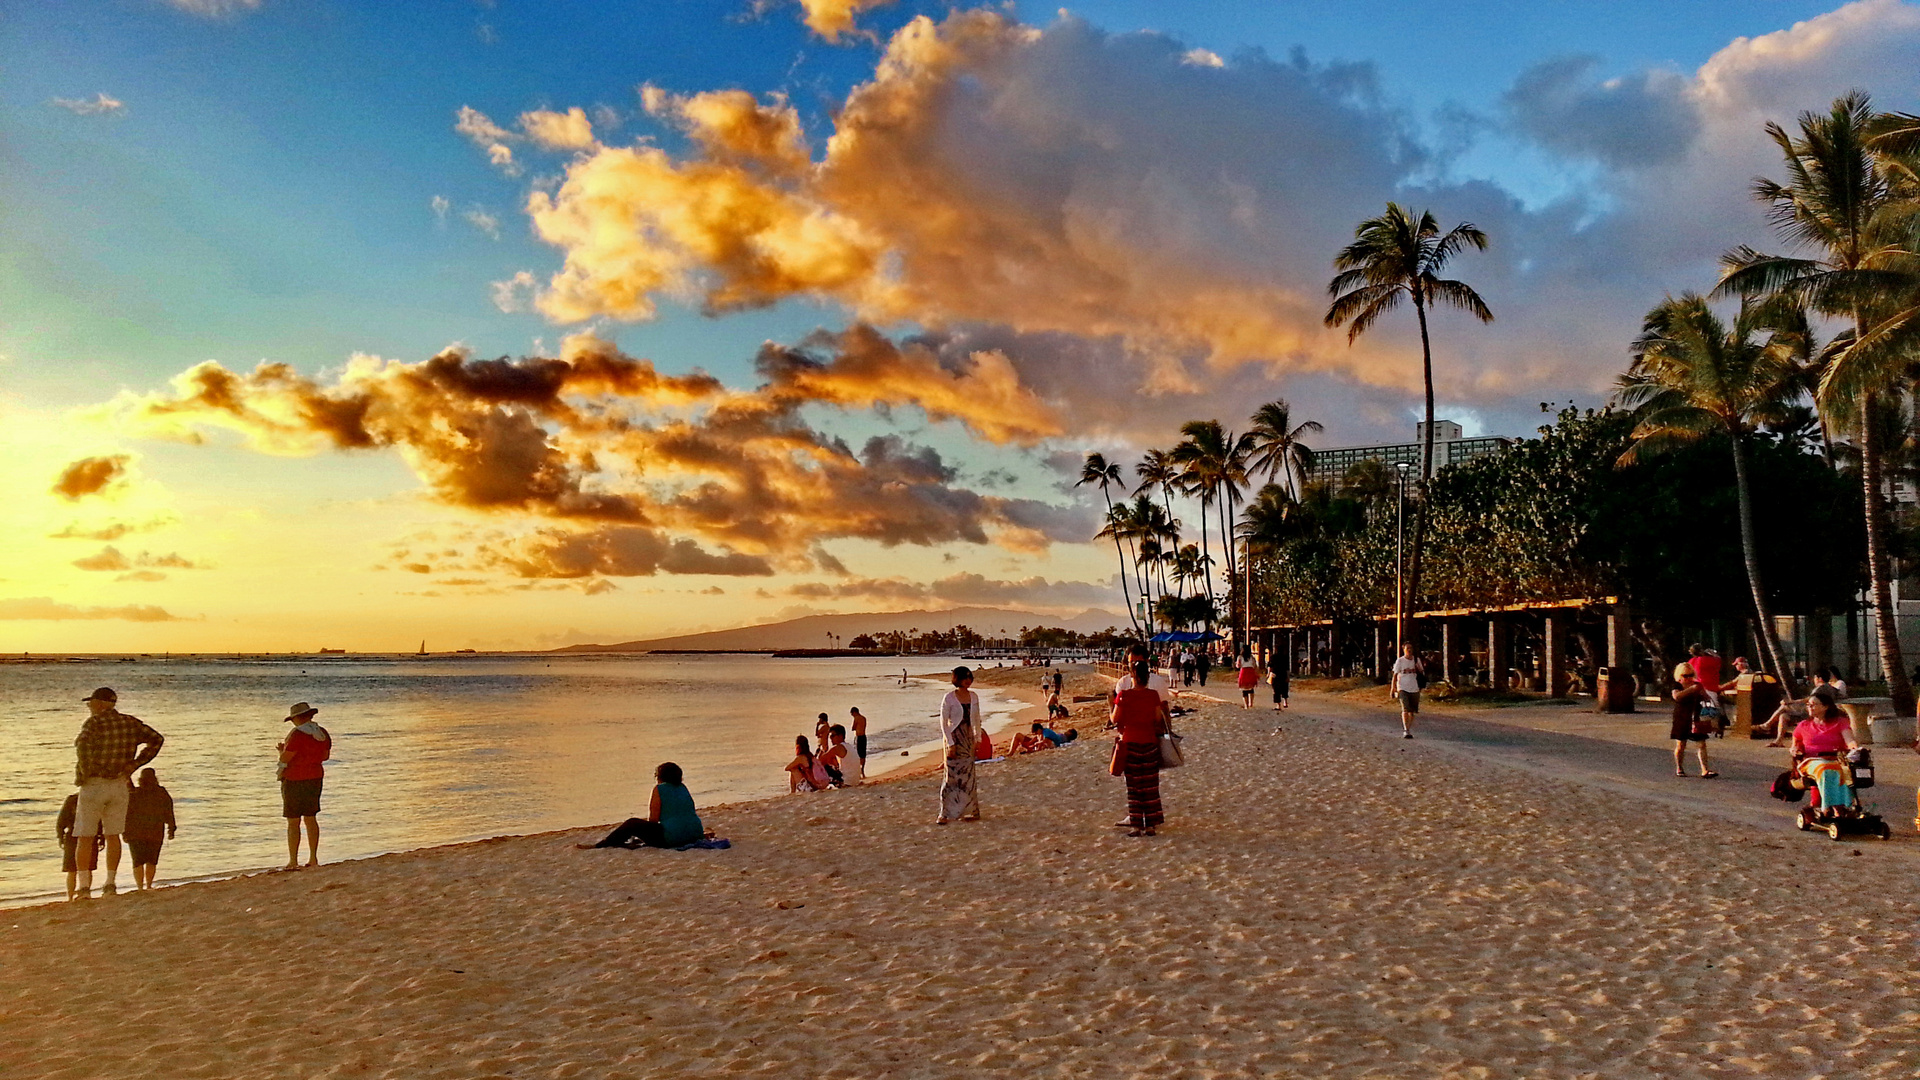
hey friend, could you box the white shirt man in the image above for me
[1389,647,1423,739]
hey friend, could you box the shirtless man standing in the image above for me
[848,707,869,765]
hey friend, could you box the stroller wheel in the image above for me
[1795,813,1812,831]
[1826,823,1844,841]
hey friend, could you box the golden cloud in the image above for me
[102,329,1082,576]
[0,597,188,622]
[52,455,132,501]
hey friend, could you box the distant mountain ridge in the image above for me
[550,606,1126,653]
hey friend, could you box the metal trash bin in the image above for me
[1594,666,1636,714]
[1736,672,1783,739]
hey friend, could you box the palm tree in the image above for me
[1614,293,1799,680]
[1135,449,1182,597]
[1716,91,1915,710]
[1078,452,1142,636]
[1248,399,1323,498]
[1325,203,1493,644]
[1170,421,1256,635]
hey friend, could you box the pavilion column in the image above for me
[1329,624,1343,677]
[1441,618,1461,687]
[1488,615,1511,691]
[1373,623,1389,680]
[1543,613,1569,698]
[1602,601,1636,713]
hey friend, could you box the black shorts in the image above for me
[282,777,323,818]
[62,835,101,873]
[126,835,164,866]
[856,734,867,761]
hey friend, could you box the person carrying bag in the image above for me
[1110,660,1170,837]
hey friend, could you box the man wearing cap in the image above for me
[277,703,331,869]
[72,687,165,898]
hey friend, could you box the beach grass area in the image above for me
[8,682,1920,1078]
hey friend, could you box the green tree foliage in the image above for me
[1250,408,1865,630]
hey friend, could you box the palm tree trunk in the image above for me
[1104,494,1141,637]
[1403,297,1438,645]
[1197,495,1215,628]
[1860,393,1915,712]
[1727,427,1791,681]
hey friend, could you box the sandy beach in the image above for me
[9,671,1920,1079]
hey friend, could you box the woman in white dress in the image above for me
[937,666,982,824]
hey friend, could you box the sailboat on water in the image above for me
[418,640,427,656]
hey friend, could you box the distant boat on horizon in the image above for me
[318,648,346,655]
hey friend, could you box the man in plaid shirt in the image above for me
[72,687,165,898]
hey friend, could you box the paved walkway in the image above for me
[1271,688,1919,842]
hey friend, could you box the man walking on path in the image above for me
[278,702,330,869]
[72,687,164,898]
[848,707,868,764]
[124,768,177,891]
[1390,644,1424,739]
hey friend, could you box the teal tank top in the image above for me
[656,783,703,847]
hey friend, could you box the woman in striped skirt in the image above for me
[1111,659,1168,837]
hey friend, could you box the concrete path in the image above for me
[1271,689,1919,843]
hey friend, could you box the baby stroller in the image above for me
[1790,749,1891,841]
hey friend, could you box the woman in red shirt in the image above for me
[1110,661,1169,837]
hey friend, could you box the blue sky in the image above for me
[0,0,1849,401]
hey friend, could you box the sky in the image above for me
[2,0,1917,651]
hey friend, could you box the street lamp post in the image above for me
[1394,460,1414,654]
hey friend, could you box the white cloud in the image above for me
[520,107,597,152]
[455,105,520,175]
[430,195,451,223]
[463,206,502,240]
[50,93,126,116]
[490,270,538,312]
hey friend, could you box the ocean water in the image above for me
[0,653,1024,904]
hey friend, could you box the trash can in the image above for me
[1594,666,1636,714]
[1736,672,1783,739]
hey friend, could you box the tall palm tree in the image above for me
[1326,203,1493,644]
[1078,452,1142,636]
[1248,399,1323,498]
[1135,449,1182,598]
[1614,293,1799,681]
[1716,91,1914,709]
[1171,420,1257,635]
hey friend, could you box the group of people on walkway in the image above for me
[57,687,333,901]
[785,709,868,793]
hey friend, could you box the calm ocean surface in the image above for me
[0,653,1025,904]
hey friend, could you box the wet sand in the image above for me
[8,675,1920,1078]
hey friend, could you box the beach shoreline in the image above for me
[14,677,1920,1077]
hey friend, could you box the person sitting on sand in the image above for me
[823,725,861,786]
[582,762,704,849]
[786,736,831,793]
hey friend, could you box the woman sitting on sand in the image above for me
[786,736,832,793]
[583,762,704,849]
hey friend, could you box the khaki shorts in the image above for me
[74,777,130,836]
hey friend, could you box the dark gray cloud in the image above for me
[1504,56,1700,167]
